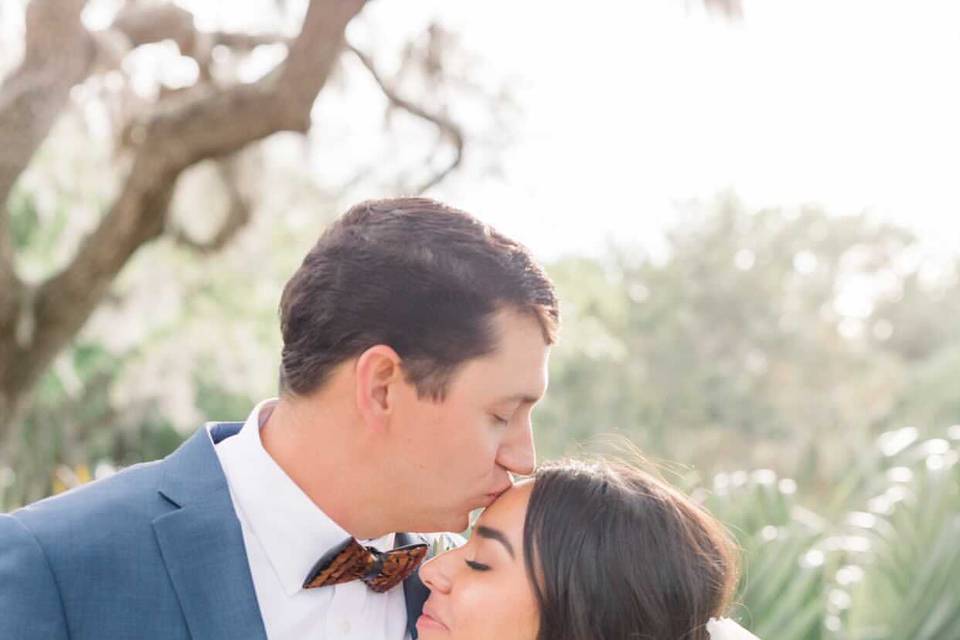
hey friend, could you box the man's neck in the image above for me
[259,395,395,540]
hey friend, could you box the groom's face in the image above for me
[388,308,550,533]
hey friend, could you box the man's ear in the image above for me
[355,344,404,429]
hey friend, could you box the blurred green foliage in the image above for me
[536,198,960,487]
[5,196,960,500]
[703,427,960,639]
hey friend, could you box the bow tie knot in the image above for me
[303,537,428,593]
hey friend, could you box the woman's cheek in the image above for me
[475,577,536,640]
[447,581,489,636]
[499,574,540,639]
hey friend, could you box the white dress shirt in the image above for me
[208,399,412,640]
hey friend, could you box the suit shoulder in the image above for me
[9,458,168,544]
[0,514,70,639]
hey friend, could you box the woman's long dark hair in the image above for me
[523,459,738,640]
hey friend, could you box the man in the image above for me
[0,197,559,639]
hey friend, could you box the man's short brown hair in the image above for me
[278,197,559,400]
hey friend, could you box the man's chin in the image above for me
[415,511,469,535]
[443,513,470,534]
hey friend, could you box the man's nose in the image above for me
[499,418,536,477]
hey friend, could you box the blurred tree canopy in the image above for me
[5,187,959,506]
[536,198,960,488]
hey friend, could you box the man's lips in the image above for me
[488,483,513,500]
[480,487,508,507]
[479,493,499,507]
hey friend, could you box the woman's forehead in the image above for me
[478,481,535,530]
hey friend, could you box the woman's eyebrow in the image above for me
[476,525,516,559]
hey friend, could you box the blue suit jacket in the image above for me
[0,423,431,639]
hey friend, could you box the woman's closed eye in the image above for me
[465,559,491,572]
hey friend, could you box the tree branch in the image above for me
[0,0,94,305]
[110,3,196,54]
[170,158,252,254]
[5,0,366,405]
[346,42,465,194]
[110,4,293,61]
[0,0,94,207]
[703,0,743,19]
[0,0,95,404]
[0,209,19,322]
[111,6,466,195]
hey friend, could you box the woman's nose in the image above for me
[418,554,453,593]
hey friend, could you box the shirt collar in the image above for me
[215,398,396,596]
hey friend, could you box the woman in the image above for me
[416,458,758,640]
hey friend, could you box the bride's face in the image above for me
[417,480,539,640]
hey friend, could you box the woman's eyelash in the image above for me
[465,559,491,572]
[491,414,509,425]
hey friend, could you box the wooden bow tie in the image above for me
[303,537,429,593]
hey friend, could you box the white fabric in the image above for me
[209,398,411,640]
[707,617,762,639]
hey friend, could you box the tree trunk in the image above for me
[0,0,367,445]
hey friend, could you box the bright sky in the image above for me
[357,0,960,260]
[6,0,960,261]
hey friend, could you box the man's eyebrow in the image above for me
[498,392,542,405]
[476,525,516,559]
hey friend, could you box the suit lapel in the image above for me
[153,425,268,640]
[398,532,431,639]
